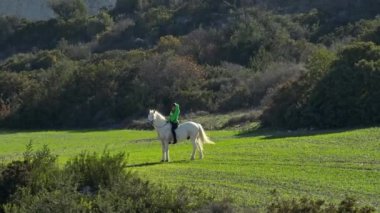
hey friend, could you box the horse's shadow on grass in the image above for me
[236,128,358,140]
[127,160,189,168]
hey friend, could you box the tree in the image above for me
[0,16,26,44]
[307,42,380,128]
[261,42,380,129]
[138,53,206,110]
[49,0,87,20]
[113,0,145,15]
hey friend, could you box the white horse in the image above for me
[148,110,214,162]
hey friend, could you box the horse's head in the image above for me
[147,109,156,123]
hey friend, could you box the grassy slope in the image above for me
[0,128,379,208]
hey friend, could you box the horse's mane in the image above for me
[154,110,166,120]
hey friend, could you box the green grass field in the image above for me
[0,127,379,209]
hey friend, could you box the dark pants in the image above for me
[170,122,178,143]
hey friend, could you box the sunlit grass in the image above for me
[0,127,379,208]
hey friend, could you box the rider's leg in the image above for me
[171,122,178,144]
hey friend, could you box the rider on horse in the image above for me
[168,103,180,144]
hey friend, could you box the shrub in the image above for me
[112,0,140,16]
[222,111,260,129]
[260,48,337,129]
[261,42,380,129]
[65,150,128,193]
[26,145,59,194]
[0,51,63,72]
[305,42,380,128]
[0,143,58,211]
[48,0,87,21]
[156,35,181,52]
[267,196,375,213]
[138,53,207,111]
[0,160,31,205]
[3,185,88,213]
[3,145,216,212]
[57,39,92,60]
[94,182,213,212]
[196,198,236,213]
[178,28,222,65]
[0,16,27,44]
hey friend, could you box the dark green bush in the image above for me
[65,150,128,192]
[267,196,375,213]
[0,16,27,44]
[94,182,213,212]
[0,160,31,205]
[0,143,58,211]
[261,42,380,129]
[0,51,63,72]
[26,145,59,194]
[306,42,380,128]
[196,198,236,213]
[2,145,216,212]
[3,185,88,213]
[49,0,87,21]
[112,0,140,16]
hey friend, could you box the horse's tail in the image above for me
[198,124,215,145]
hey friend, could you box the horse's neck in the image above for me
[154,112,167,125]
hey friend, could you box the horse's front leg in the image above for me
[160,140,165,162]
[165,141,170,162]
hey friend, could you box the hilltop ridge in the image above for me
[0,0,116,20]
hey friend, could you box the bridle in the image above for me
[152,121,168,129]
[148,112,168,129]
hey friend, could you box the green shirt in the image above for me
[168,103,180,123]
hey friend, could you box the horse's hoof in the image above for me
[160,160,165,162]
[190,158,195,160]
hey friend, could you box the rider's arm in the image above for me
[173,103,180,121]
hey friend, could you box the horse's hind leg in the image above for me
[190,139,196,160]
[197,140,204,159]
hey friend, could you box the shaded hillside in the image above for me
[0,0,379,129]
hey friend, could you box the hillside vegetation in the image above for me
[0,0,379,129]
[0,0,116,20]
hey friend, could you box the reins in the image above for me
[152,121,168,129]
[149,115,168,129]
